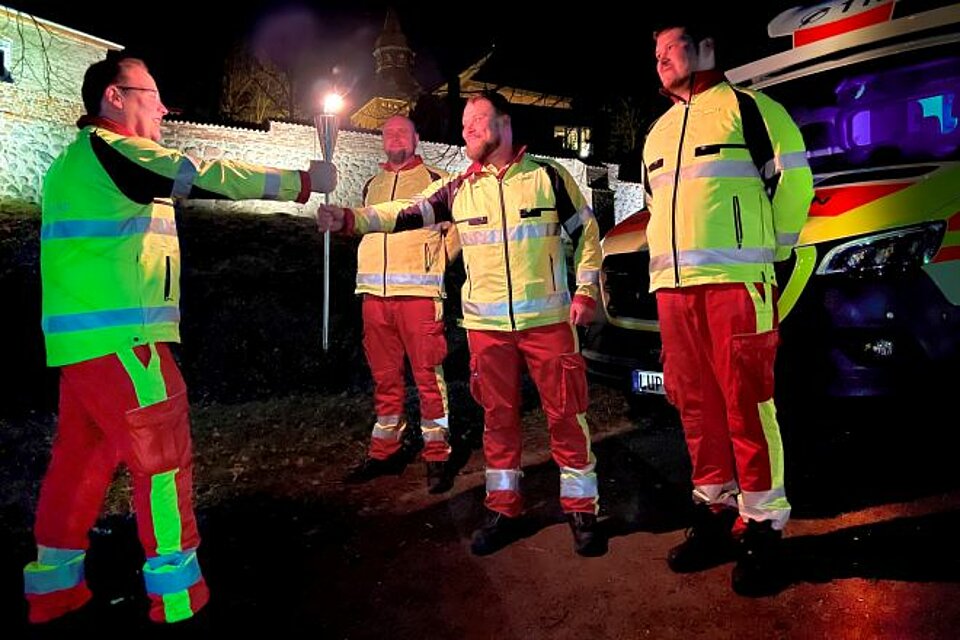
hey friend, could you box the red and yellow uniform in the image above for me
[25,116,311,624]
[643,71,814,528]
[345,148,602,515]
[356,156,456,461]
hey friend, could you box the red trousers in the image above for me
[656,283,790,529]
[468,322,597,516]
[361,295,450,461]
[24,343,208,623]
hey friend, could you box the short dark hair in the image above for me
[653,23,709,46]
[469,89,512,118]
[81,54,147,115]
[652,19,720,66]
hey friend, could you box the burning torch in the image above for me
[315,92,342,352]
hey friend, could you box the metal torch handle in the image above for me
[323,193,331,352]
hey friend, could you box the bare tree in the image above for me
[219,42,297,124]
[0,9,78,98]
[603,95,647,161]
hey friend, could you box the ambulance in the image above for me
[585,0,960,398]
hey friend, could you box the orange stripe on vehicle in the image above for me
[606,210,649,238]
[793,3,895,47]
[933,245,960,264]
[809,183,912,217]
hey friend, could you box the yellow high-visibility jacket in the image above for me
[349,149,601,331]
[356,157,458,297]
[643,73,814,291]
[41,118,309,366]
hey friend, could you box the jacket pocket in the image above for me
[732,195,743,249]
[163,256,172,300]
[731,329,779,403]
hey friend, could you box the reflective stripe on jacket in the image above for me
[41,124,308,366]
[356,158,458,297]
[350,150,601,331]
[643,78,813,291]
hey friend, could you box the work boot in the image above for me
[343,454,406,484]
[470,509,521,556]
[567,512,606,557]
[732,519,785,597]
[425,461,455,494]
[667,506,739,573]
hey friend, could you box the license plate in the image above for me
[632,369,666,395]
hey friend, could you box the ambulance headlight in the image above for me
[816,223,945,277]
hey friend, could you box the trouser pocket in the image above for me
[558,352,588,416]
[418,320,448,368]
[468,353,484,408]
[731,330,779,402]
[125,392,192,474]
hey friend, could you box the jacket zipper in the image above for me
[498,178,516,330]
[733,195,743,249]
[382,172,400,295]
[670,98,692,287]
[549,255,556,292]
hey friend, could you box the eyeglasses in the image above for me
[116,85,160,99]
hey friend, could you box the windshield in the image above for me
[761,47,960,173]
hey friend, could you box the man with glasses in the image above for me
[24,54,336,626]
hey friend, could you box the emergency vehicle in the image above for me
[584,0,960,397]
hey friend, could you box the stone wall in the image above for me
[0,5,645,225]
[1,108,635,220]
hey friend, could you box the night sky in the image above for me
[8,1,801,120]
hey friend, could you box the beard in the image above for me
[386,149,413,165]
[466,134,500,164]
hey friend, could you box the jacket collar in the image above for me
[379,154,425,172]
[76,115,136,137]
[463,145,528,181]
[660,69,726,104]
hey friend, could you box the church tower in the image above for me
[350,8,421,130]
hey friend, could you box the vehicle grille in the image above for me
[601,251,657,321]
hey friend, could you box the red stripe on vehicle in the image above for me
[947,211,960,231]
[809,183,912,217]
[933,245,960,264]
[793,3,895,47]
[606,210,650,238]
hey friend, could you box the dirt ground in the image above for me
[3,210,960,638]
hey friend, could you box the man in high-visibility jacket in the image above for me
[24,55,336,626]
[347,115,459,494]
[644,21,813,596]
[318,91,605,557]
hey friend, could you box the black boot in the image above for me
[470,509,520,556]
[732,519,785,597]
[567,512,606,557]
[667,506,739,573]
[425,461,455,494]
[343,454,407,484]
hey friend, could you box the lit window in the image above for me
[553,125,592,155]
